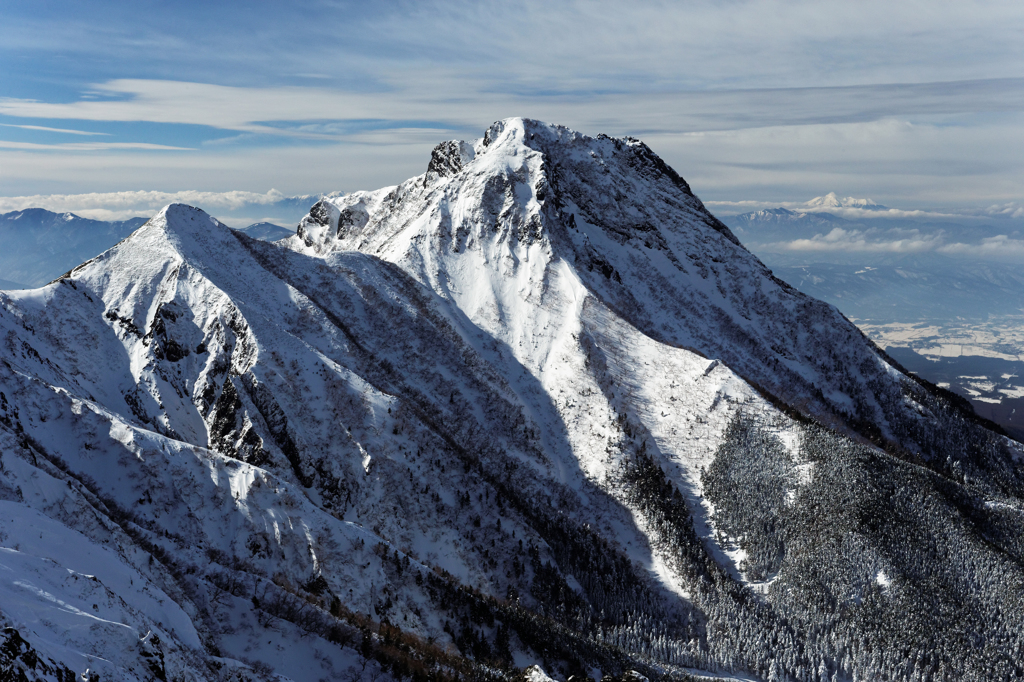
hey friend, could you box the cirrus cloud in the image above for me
[0,140,191,151]
[0,0,1022,208]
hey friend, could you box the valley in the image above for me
[856,317,1024,440]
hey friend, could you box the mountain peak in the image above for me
[808,191,843,208]
[293,118,737,261]
[148,203,229,241]
[479,118,704,199]
[64,202,239,280]
[481,116,552,146]
[806,192,888,210]
[289,120,920,441]
[159,202,219,223]
[424,139,476,184]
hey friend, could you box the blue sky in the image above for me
[2,0,1023,224]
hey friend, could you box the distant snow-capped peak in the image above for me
[805,192,887,211]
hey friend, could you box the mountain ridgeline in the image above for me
[0,119,1021,682]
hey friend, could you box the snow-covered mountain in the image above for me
[1,119,1022,682]
[804,193,888,211]
[722,195,887,241]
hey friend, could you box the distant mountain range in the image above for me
[727,194,889,238]
[723,195,1015,246]
[727,207,852,240]
[721,203,1024,440]
[0,209,291,288]
[0,209,149,288]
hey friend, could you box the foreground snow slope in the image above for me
[1,120,1023,682]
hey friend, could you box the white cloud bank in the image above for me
[938,235,1024,258]
[780,228,945,253]
[764,228,1024,262]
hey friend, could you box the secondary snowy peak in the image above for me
[140,201,231,243]
[68,202,231,268]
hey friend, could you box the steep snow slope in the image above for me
[1,120,1023,682]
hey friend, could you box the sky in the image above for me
[1,0,1023,226]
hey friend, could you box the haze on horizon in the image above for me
[1,0,1023,226]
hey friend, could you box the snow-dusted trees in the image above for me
[698,414,1024,681]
